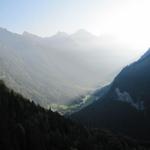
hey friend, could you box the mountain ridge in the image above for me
[0,26,142,110]
[71,48,150,140]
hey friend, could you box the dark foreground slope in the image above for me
[71,49,150,140]
[0,81,150,150]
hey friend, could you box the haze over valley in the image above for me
[1,0,150,149]
[0,27,143,109]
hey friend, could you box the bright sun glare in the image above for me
[1,0,150,54]
[92,0,150,51]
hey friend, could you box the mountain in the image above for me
[0,28,97,107]
[71,48,150,140]
[0,80,150,150]
[70,29,98,45]
[0,27,139,110]
[63,84,111,116]
[140,48,150,60]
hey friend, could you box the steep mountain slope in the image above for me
[0,27,140,109]
[0,80,150,150]
[71,49,150,140]
[0,28,97,107]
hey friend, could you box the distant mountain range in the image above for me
[71,48,150,140]
[0,27,140,109]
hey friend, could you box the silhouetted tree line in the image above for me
[0,80,150,150]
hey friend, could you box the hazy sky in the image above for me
[1,0,150,50]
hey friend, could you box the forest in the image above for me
[0,80,150,150]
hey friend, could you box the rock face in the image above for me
[71,49,150,140]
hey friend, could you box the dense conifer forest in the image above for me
[0,80,150,150]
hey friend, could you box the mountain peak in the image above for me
[0,27,20,38]
[0,27,13,35]
[22,31,32,36]
[72,29,94,37]
[49,31,69,40]
[22,31,41,39]
[0,27,8,32]
[55,31,68,36]
[76,29,90,33]
[71,29,97,41]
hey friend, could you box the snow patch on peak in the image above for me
[115,88,144,111]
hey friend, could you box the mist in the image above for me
[0,27,145,108]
